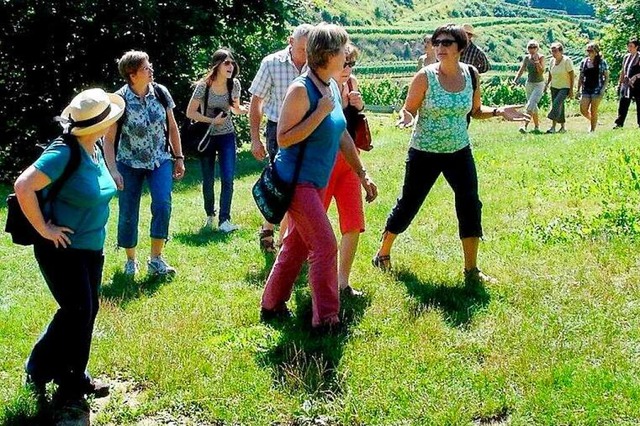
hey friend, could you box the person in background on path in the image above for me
[249,24,313,253]
[260,24,377,332]
[460,24,490,74]
[613,37,640,129]
[417,34,436,69]
[323,42,366,298]
[104,50,185,277]
[513,39,545,134]
[577,42,609,133]
[17,88,124,407]
[544,42,574,134]
[371,24,528,285]
[186,49,248,233]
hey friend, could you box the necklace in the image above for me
[310,68,330,87]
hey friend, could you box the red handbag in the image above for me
[347,79,373,151]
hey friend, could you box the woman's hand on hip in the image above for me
[41,221,74,249]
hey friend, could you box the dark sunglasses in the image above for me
[528,46,538,49]
[222,59,235,66]
[344,61,356,68]
[433,39,456,47]
[586,49,594,52]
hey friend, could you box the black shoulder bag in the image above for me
[180,84,212,156]
[5,136,82,246]
[251,79,319,224]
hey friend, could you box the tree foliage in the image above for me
[0,0,301,182]
[590,0,640,78]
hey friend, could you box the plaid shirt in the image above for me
[249,47,307,122]
[461,42,490,74]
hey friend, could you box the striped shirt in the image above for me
[620,52,640,98]
[248,47,307,122]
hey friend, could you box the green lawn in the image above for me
[1,103,640,425]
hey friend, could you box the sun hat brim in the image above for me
[61,93,125,136]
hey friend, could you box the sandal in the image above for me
[259,228,276,253]
[371,254,391,271]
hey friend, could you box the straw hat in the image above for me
[59,88,125,136]
[462,23,476,37]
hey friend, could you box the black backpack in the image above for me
[5,135,82,245]
[114,82,171,154]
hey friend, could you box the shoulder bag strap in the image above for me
[201,82,210,115]
[42,135,82,205]
[290,76,322,186]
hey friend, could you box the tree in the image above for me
[590,0,640,79]
[0,0,301,182]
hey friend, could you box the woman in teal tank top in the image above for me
[261,24,378,333]
[372,24,528,285]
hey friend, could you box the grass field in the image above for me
[1,101,640,425]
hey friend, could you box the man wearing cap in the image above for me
[460,23,490,74]
[248,23,312,253]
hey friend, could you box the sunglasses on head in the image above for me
[222,59,235,66]
[343,61,356,68]
[433,39,456,47]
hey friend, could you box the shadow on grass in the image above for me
[394,267,490,328]
[257,275,371,396]
[243,251,277,288]
[100,270,173,306]
[172,225,235,247]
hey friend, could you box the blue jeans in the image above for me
[386,147,483,239]
[200,132,237,224]
[117,159,173,248]
[26,243,104,394]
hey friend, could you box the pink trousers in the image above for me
[261,184,339,327]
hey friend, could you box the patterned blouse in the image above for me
[191,78,241,136]
[410,64,473,153]
[115,83,175,170]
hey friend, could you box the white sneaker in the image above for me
[147,256,176,276]
[123,259,139,276]
[218,220,239,233]
[204,215,215,229]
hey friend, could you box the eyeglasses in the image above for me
[344,61,356,68]
[222,59,235,66]
[586,49,594,52]
[551,48,559,51]
[527,46,538,49]
[433,39,456,47]
[141,63,153,72]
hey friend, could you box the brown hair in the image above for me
[117,50,149,84]
[306,23,349,70]
[431,24,468,52]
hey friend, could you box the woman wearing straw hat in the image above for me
[14,88,124,405]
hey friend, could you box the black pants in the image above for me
[265,120,279,160]
[614,94,640,127]
[26,243,104,394]
[386,147,483,238]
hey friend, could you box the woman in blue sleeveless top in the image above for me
[260,24,378,332]
[372,24,528,285]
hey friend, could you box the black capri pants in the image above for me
[385,146,483,239]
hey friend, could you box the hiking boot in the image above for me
[123,259,139,276]
[340,285,364,298]
[219,220,239,233]
[545,128,556,134]
[148,256,176,276]
[260,306,293,322]
[518,127,527,134]
[464,267,497,286]
[82,378,110,398]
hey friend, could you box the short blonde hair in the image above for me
[550,42,564,52]
[306,23,349,70]
[117,50,149,84]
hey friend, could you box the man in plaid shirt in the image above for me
[460,24,490,74]
[249,23,312,252]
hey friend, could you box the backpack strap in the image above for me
[152,82,172,154]
[467,65,478,128]
[42,134,81,205]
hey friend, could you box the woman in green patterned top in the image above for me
[372,24,528,285]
